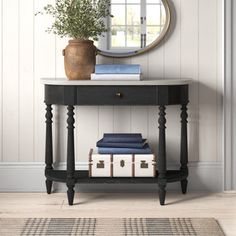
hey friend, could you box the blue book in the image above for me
[97,138,147,149]
[103,133,143,143]
[95,64,141,74]
[98,144,152,154]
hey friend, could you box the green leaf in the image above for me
[37,0,112,40]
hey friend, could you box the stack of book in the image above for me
[91,64,142,81]
[97,133,151,154]
[89,133,156,177]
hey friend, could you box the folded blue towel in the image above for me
[95,64,141,74]
[103,133,143,143]
[97,138,147,149]
[98,144,152,154]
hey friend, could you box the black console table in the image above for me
[42,78,190,206]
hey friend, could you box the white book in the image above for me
[91,73,141,81]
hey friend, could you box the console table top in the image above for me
[41,78,192,86]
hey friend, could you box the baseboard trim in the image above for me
[0,161,223,192]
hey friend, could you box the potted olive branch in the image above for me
[37,0,112,80]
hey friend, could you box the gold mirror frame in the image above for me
[97,0,171,58]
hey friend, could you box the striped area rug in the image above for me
[0,218,225,236]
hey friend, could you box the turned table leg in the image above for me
[180,103,188,194]
[66,105,75,205]
[158,105,167,205]
[45,104,53,194]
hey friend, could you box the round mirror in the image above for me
[96,0,171,58]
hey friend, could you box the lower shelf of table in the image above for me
[45,170,188,184]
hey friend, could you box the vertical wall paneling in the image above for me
[180,0,199,162]
[130,106,148,138]
[225,0,233,190]
[130,54,148,140]
[113,58,132,133]
[147,35,164,158]
[164,0,181,163]
[2,0,19,162]
[52,105,67,164]
[76,107,99,162]
[98,106,114,138]
[54,37,69,163]
[97,55,114,141]
[97,55,114,65]
[114,107,131,133]
[0,0,224,191]
[0,0,2,161]
[34,0,56,162]
[148,107,159,157]
[19,0,34,162]
[52,102,59,163]
[164,0,181,79]
[231,0,236,189]
[131,54,148,80]
[231,0,236,188]
[199,0,218,162]
[58,106,67,163]
[216,0,223,163]
[165,106,181,163]
[232,0,236,189]
[55,37,68,78]
[148,48,164,80]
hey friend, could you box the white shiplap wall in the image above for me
[0,0,224,191]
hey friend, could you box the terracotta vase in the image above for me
[63,39,97,80]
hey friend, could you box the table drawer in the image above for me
[77,86,157,105]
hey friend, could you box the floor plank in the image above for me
[0,192,235,235]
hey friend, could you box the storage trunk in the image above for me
[89,149,156,177]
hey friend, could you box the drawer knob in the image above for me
[116,92,122,97]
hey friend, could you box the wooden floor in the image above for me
[0,192,235,236]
